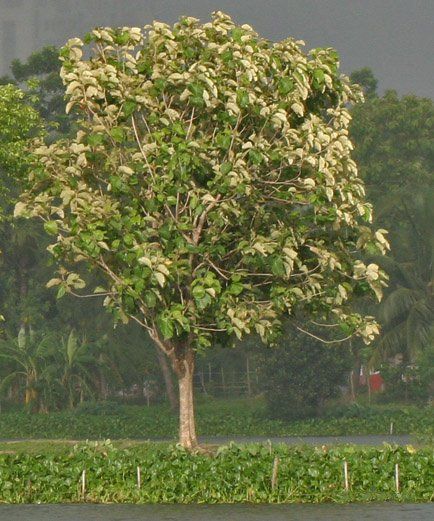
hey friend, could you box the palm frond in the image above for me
[375,321,408,362]
[0,372,21,396]
[379,287,423,324]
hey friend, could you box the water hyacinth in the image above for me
[0,441,432,503]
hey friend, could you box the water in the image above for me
[0,435,413,445]
[0,504,433,521]
[196,435,413,446]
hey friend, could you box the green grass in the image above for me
[0,397,432,440]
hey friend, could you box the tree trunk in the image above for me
[149,329,198,449]
[156,347,178,411]
[176,347,198,449]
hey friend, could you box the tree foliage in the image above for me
[19,14,386,345]
[0,84,41,188]
[17,13,388,445]
[1,46,68,134]
[350,80,434,364]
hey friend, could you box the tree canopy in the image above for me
[17,12,388,447]
[350,84,434,365]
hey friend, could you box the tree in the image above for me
[350,68,378,99]
[350,85,434,365]
[56,330,100,409]
[17,13,387,448]
[1,46,69,134]
[351,88,433,214]
[0,84,41,192]
[370,194,433,365]
[0,327,56,411]
[0,84,44,333]
[259,327,352,421]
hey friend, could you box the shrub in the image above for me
[259,331,352,421]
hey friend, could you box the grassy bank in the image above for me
[0,441,432,503]
[0,398,432,439]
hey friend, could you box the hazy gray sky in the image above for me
[1,0,433,98]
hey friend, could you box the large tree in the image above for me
[17,13,387,448]
[350,82,434,365]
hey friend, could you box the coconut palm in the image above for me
[371,192,433,365]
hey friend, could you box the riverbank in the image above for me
[0,398,432,439]
[0,441,432,503]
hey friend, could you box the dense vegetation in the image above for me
[0,441,432,503]
[0,398,431,439]
[0,24,432,428]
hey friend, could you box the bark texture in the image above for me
[156,346,178,411]
[175,346,197,449]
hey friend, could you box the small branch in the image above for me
[131,115,154,179]
[295,324,353,344]
[310,320,341,328]
[192,195,221,245]
[186,107,195,140]
[128,313,153,334]
[195,325,226,332]
[206,258,230,280]
[148,325,175,359]
[68,290,114,299]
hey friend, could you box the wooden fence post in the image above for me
[221,366,226,394]
[271,457,280,491]
[246,357,252,397]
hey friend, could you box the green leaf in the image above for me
[123,101,137,117]
[227,282,244,296]
[88,133,105,146]
[271,257,286,277]
[157,316,174,340]
[248,149,263,165]
[144,292,157,308]
[231,28,243,44]
[114,31,130,45]
[236,89,249,109]
[56,285,67,299]
[110,127,125,143]
[313,69,325,85]
[220,162,232,175]
[278,78,294,95]
[44,221,58,235]
[192,285,206,299]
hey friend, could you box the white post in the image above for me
[81,470,86,497]
[390,422,394,435]
[395,463,400,493]
[137,466,141,489]
[343,461,349,491]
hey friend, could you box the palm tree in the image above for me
[0,327,57,411]
[371,192,433,365]
[57,330,99,409]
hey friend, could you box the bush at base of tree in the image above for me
[259,331,352,421]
